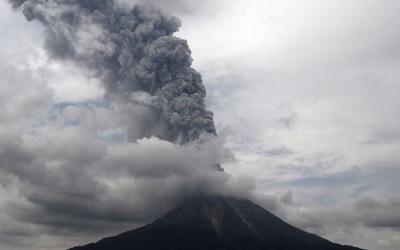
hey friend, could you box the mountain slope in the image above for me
[68,196,364,250]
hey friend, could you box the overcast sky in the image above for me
[1,1,400,250]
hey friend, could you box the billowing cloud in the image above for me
[11,0,216,143]
[0,58,245,249]
[2,1,400,250]
[0,1,247,249]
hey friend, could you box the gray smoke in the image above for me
[10,0,216,143]
[0,2,253,248]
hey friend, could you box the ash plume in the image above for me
[0,2,257,248]
[10,0,216,143]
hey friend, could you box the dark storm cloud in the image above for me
[10,0,216,143]
[355,197,400,230]
[0,59,243,237]
[0,129,244,234]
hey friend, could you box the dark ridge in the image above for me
[68,196,365,250]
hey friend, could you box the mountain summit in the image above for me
[69,196,364,250]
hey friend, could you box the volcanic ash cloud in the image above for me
[0,1,254,242]
[10,0,216,144]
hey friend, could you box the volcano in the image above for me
[68,196,364,250]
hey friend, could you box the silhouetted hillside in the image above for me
[69,196,365,250]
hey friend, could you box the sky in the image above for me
[1,0,400,249]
